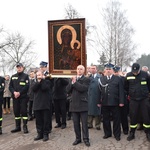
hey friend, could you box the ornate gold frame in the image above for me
[48,18,86,77]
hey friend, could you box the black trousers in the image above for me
[120,104,129,132]
[129,98,150,133]
[28,100,33,117]
[0,101,2,127]
[54,99,66,125]
[102,106,121,138]
[34,109,51,135]
[13,98,28,118]
[72,111,89,142]
[3,97,11,108]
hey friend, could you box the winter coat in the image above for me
[32,79,52,110]
[66,75,90,112]
[88,74,101,115]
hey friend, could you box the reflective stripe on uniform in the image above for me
[143,124,150,128]
[141,81,147,85]
[19,82,26,85]
[127,76,136,80]
[0,118,2,121]
[12,77,18,80]
[130,124,138,128]
[15,117,21,120]
[22,117,28,120]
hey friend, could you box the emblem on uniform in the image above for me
[26,80,29,83]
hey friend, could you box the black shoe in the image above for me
[34,134,43,141]
[11,127,21,133]
[115,137,120,141]
[61,124,66,129]
[54,124,61,128]
[84,141,90,147]
[43,134,49,142]
[123,130,128,135]
[103,135,112,139]
[96,127,101,130]
[127,132,135,141]
[146,133,150,142]
[72,140,81,145]
[0,128,2,134]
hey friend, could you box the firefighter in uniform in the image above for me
[125,63,150,141]
[0,76,5,134]
[98,63,124,141]
[9,63,29,134]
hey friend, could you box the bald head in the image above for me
[77,65,85,76]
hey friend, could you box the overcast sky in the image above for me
[0,0,150,66]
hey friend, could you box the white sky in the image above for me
[0,0,150,67]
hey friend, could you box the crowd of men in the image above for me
[0,61,150,147]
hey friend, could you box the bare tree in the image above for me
[0,33,37,73]
[90,0,137,69]
[64,4,81,19]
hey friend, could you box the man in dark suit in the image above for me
[113,66,129,135]
[53,78,69,129]
[39,61,54,133]
[66,65,90,147]
[98,63,124,141]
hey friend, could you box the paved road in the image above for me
[0,111,150,150]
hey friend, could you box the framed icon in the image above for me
[48,18,86,77]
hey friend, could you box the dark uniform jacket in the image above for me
[9,72,29,99]
[0,77,5,100]
[66,75,90,112]
[124,70,150,101]
[32,79,52,111]
[99,75,124,106]
[52,78,69,100]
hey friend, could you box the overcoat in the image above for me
[88,74,101,115]
[66,75,90,112]
[32,79,52,110]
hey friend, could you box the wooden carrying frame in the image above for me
[48,18,86,78]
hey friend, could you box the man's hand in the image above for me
[72,76,77,84]
[119,103,124,107]
[14,91,20,99]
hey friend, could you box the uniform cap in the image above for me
[131,63,140,73]
[113,66,120,72]
[104,63,114,69]
[39,61,48,67]
[16,63,23,67]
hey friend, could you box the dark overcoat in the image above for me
[88,74,101,115]
[32,79,52,110]
[66,75,90,112]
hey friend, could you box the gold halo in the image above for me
[71,40,81,49]
[57,25,77,45]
